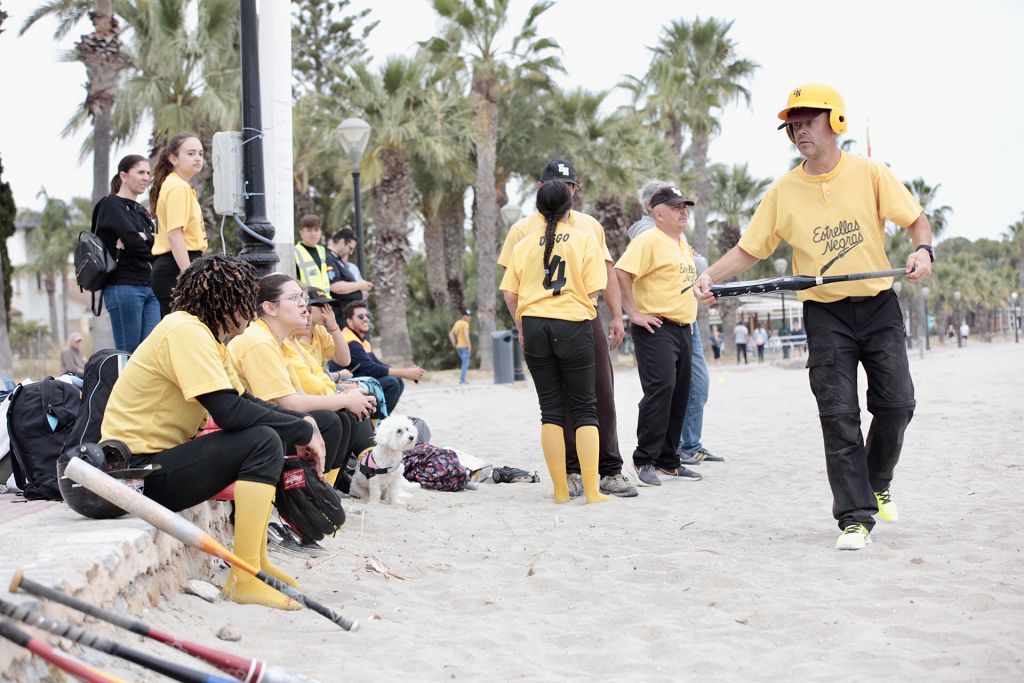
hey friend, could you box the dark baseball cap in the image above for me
[463,309,472,316]
[649,185,694,209]
[540,158,579,186]
[307,287,335,306]
[777,107,828,130]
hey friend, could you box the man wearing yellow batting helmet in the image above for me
[696,83,935,550]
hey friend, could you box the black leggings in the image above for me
[151,251,202,318]
[521,316,597,428]
[133,409,344,512]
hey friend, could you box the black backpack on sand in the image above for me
[6,378,82,501]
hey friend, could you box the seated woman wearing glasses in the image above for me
[339,301,424,414]
[227,275,376,492]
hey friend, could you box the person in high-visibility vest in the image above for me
[294,214,330,290]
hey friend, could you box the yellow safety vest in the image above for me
[294,244,330,289]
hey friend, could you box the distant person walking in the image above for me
[59,333,85,375]
[734,320,749,364]
[449,309,473,384]
[150,133,208,318]
[753,325,768,363]
[92,154,159,352]
[709,325,722,364]
[959,321,969,345]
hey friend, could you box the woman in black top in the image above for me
[92,154,160,352]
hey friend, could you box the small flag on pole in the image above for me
[866,121,872,158]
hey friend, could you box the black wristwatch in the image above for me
[915,244,935,262]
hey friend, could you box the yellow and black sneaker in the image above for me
[835,523,871,551]
[874,489,899,522]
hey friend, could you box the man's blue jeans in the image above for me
[679,322,709,454]
[104,284,160,353]
[456,347,470,383]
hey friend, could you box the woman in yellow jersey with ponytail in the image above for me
[499,180,609,504]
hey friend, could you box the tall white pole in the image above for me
[257,0,295,273]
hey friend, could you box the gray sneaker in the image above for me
[600,473,638,498]
[636,464,661,487]
[657,465,703,481]
[567,473,584,498]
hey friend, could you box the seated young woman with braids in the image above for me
[499,180,610,505]
[101,255,328,610]
[227,274,376,491]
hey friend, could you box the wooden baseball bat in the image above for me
[63,458,359,632]
[0,597,234,683]
[0,616,127,683]
[709,268,908,298]
[9,572,315,683]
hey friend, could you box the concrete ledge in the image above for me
[0,496,232,681]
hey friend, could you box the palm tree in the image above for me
[708,163,770,353]
[424,0,562,370]
[0,156,15,374]
[346,56,470,363]
[21,0,131,203]
[1003,213,1024,290]
[22,192,85,344]
[903,177,952,238]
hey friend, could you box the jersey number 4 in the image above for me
[543,256,567,296]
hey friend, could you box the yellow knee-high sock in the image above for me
[576,426,609,504]
[223,480,300,610]
[324,468,340,487]
[540,424,570,504]
[259,504,300,589]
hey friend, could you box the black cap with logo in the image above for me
[307,287,336,306]
[649,185,695,209]
[540,158,579,186]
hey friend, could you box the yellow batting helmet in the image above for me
[777,83,847,142]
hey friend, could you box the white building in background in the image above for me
[8,214,91,344]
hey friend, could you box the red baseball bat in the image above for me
[0,616,127,683]
[63,458,358,632]
[9,572,314,682]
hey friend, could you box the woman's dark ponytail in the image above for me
[535,180,573,275]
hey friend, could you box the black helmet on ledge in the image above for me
[57,440,160,520]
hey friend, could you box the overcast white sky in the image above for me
[1,0,1021,242]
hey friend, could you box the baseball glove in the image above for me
[275,456,346,544]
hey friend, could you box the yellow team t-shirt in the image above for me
[227,319,302,401]
[499,222,607,322]
[614,228,698,325]
[498,209,613,268]
[101,311,243,454]
[738,152,924,303]
[450,319,470,348]
[286,339,336,396]
[153,172,208,255]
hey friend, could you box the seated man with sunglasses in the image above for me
[338,302,424,414]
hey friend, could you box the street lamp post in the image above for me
[337,117,372,277]
[954,290,962,348]
[1013,292,1020,343]
[922,286,930,354]
[237,0,278,277]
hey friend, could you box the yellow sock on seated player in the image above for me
[223,480,301,609]
[575,425,609,504]
[324,467,340,487]
[258,506,300,589]
[540,424,570,504]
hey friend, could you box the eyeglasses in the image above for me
[355,313,371,320]
[277,293,309,306]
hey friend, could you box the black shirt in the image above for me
[92,195,155,286]
[326,249,363,305]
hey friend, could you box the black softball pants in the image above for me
[631,321,692,469]
[563,317,624,477]
[151,250,202,319]
[521,316,598,430]
[804,290,916,531]
[133,409,344,512]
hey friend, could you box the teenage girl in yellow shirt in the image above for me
[149,132,209,317]
[101,255,328,610]
[499,180,609,504]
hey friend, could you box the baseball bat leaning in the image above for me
[709,268,909,298]
[63,458,359,632]
[0,616,127,683]
[9,572,316,683]
[0,597,235,683]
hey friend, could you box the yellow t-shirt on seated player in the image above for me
[738,152,923,303]
[304,324,336,366]
[614,227,698,325]
[153,171,208,255]
[227,319,304,401]
[101,311,244,454]
[497,209,613,268]
[499,222,607,322]
[450,319,470,348]
[285,338,336,396]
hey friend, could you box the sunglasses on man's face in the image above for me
[354,313,371,320]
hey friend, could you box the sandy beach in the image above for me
[117,341,1024,681]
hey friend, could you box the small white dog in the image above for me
[350,414,418,504]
